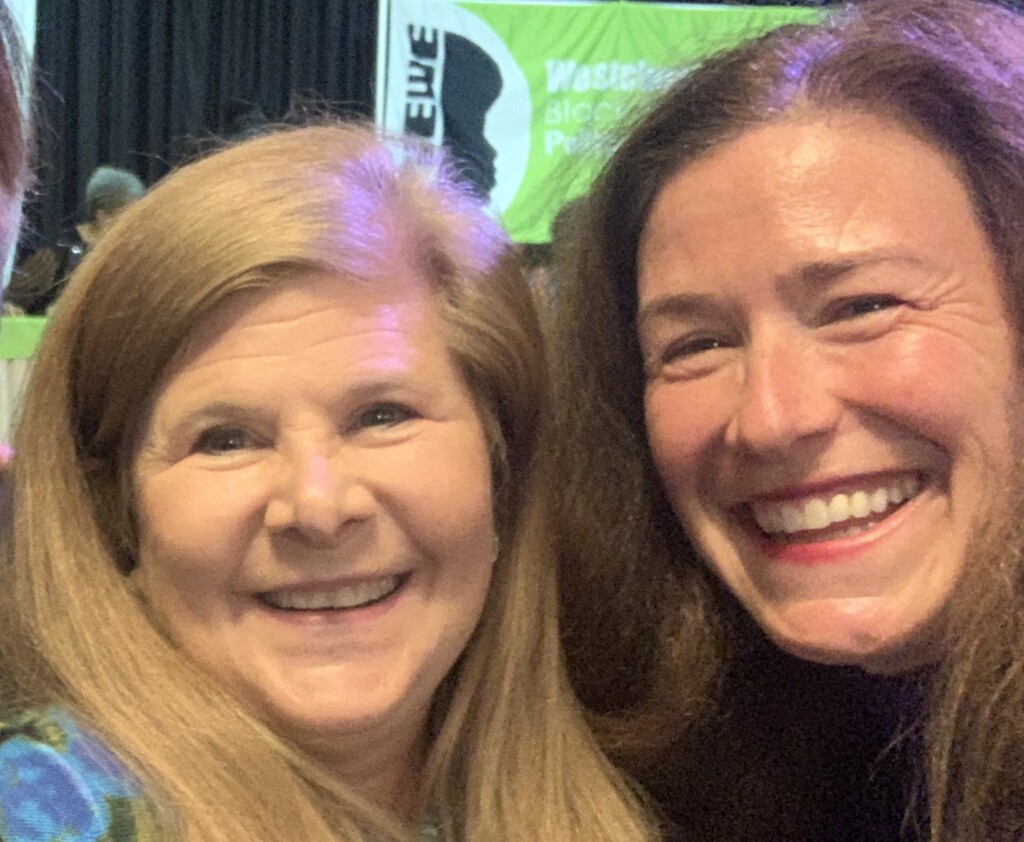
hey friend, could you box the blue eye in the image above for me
[355,402,418,429]
[191,426,256,455]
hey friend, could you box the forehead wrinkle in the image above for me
[173,326,418,385]
[176,290,424,367]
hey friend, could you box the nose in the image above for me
[264,443,374,544]
[724,331,840,456]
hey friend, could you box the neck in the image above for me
[296,716,429,821]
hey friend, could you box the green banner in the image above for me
[0,315,45,360]
[377,1,821,241]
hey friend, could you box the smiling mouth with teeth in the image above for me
[749,475,922,542]
[258,574,407,612]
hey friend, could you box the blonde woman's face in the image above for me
[132,270,495,773]
[637,113,1020,674]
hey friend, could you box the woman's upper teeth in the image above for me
[262,575,401,610]
[751,476,921,535]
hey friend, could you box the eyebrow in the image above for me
[158,400,269,436]
[161,376,425,426]
[635,291,722,332]
[636,253,921,331]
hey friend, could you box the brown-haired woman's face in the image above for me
[130,270,495,769]
[636,112,1020,674]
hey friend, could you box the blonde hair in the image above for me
[0,124,658,841]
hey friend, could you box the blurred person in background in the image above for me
[7,164,143,314]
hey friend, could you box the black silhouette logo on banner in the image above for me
[404,26,502,199]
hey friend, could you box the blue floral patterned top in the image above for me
[0,708,153,841]
[0,708,446,841]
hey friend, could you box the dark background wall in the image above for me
[23,0,849,251]
[26,0,378,251]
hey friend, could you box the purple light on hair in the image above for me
[375,304,402,330]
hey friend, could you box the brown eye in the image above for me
[828,295,904,323]
[662,335,730,365]
[192,426,256,455]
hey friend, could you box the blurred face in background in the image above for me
[637,112,1020,674]
[132,269,496,775]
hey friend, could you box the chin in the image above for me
[267,708,387,752]
[760,603,944,675]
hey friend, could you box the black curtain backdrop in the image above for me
[25,0,865,253]
[26,0,378,252]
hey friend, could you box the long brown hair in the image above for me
[551,1,1024,839]
[0,124,658,841]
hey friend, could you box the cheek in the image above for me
[432,473,494,571]
[387,434,495,565]
[644,381,729,500]
[134,472,259,596]
[848,329,1017,466]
